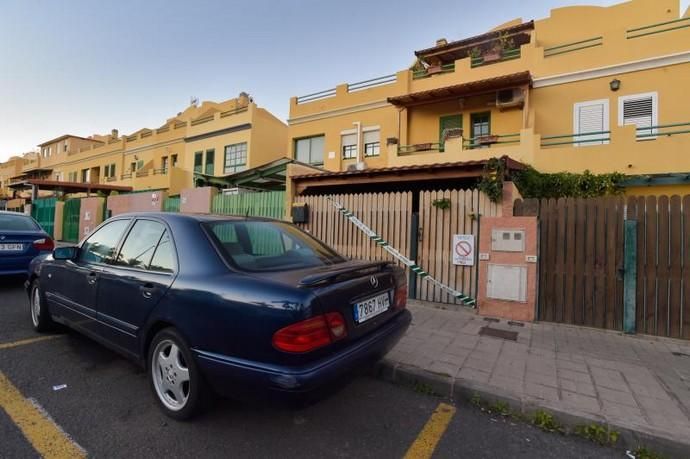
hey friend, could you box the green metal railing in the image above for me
[544,36,603,57]
[464,133,521,149]
[412,63,455,80]
[627,17,690,39]
[541,131,611,147]
[163,196,181,212]
[31,197,57,238]
[212,191,285,220]
[397,143,442,155]
[636,122,690,139]
[470,48,521,68]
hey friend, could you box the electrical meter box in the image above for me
[491,228,525,252]
[487,264,527,302]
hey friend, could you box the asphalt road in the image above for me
[0,276,624,458]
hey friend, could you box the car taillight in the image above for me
[394,284,407,310]
[273,312,348,353]
[33,238,54,251]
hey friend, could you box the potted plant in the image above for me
[477,135,499,145]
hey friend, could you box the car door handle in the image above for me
[87,272,98,285]
[141,283,156,299]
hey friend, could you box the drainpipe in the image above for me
[353,121,362,166]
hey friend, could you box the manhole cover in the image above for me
[479,326,518,341]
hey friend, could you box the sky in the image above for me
[1,0,688,161]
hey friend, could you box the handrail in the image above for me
[296,87,337,104]
[220,106,248,118]
[191,114,214,126]
[627,17,690,39]
[348,74,396,92]
[412,63,455,79]
[541,131,611,147]
[398,143,442,154]
[636,122,690,139]
[544,36,603,57]
[464,133,521,148]
[471,48,521,68]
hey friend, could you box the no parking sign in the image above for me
[452,234,475,266]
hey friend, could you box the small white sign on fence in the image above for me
[452,234,475,266]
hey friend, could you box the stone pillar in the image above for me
[79,197,105,240]
[53,201,65,241]
[476,215,538,322]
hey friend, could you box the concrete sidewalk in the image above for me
[376,301,690,456]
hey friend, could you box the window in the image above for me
[0,213,40,231]
[171,154,178,167]
[439,114,462,151]
[341,133,357,159]
[294,135,324,166]
[574,99,610,146]
[68,171,77,182]
[618,92,658,139]
[115,220,166,270]
[205,149,215,175]
[103,164,116,178]
[363,129,380,157]
[149,231,175,273]
[137,160,143,170]
[54,172,62,182]
[79,219,130,264]
[470,112,491,148]
[224,143,248,174]
[194,151,203,173]
[161,156,169,172]
[205,220,344,272]
[63,142,68,153]
[130,161,137,172]
[81,169,90,183]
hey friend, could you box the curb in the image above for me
[372,358,690,458]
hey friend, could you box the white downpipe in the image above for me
[353,121,362,166]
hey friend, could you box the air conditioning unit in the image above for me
[496,88,525,110]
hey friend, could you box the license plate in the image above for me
[354,292,391,324]
[0,243,23,252]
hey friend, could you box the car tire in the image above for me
[29,280,54,332]
[148,328,207,420]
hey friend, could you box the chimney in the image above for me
[111,129,118,139]
[436,38,448,47]
[238,91,250,106]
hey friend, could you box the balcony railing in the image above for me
[398,143,442,155]
[626,16,690,40]
[136,170,149,177]
[152,168,169,175]
[464,133,521,149]
[544,36,603,58]
[412,63,455,80]
[296,87,337,104]
[636,122,690,140]
[347,74,396,92]
[541,131,611,148]
[120,173,132,180]
[470,48,521,68]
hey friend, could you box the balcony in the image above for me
[112,166,190,195]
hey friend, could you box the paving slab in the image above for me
[374,300,690,458]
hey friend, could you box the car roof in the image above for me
[111,212,282,223]
[0,211,32,217]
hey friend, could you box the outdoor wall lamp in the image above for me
[609,79,621,91]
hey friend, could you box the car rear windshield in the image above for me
[0,213,40,231]
[204,220,345,271]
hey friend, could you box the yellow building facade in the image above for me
[287,0,690,195]
[3,93,287,196]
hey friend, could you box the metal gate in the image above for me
[62,198,81,243]
[514,196,690,340]
[31,197,57,237]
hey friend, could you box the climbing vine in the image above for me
[477,157,626,203]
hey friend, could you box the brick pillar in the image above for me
[79,197,105,240]
[180,187,217,213]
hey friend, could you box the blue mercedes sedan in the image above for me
[26,212,411,419]
[0,211,54,276]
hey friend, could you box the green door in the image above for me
[62,198,81,243]
[439,114,462,151]
[31,197,57,238]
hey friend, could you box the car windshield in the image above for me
[0,213,40,231]
[204,220,345,271]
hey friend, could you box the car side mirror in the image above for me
[53,246,78,260]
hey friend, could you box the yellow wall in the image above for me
[0,94,287,196]
[286,0,690,196]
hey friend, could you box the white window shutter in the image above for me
[363,130,379,145]
[341,133,357,147]
[619,93,657,138]
[573,99,609,147]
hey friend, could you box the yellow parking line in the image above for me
[0,335,61,350]
[404,402,456,459]
[0,371,85,458]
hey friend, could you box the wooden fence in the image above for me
[417,189,500,305]
[294,192,413,272]
[514,196,690,340]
